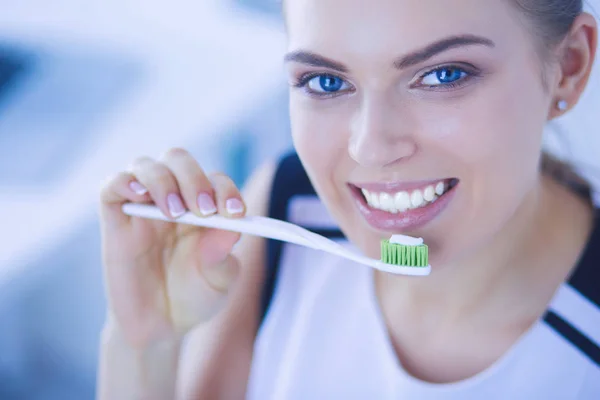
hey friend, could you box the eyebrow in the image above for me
[284,34,495,73]
[394,34,495,69]
[284,50,349,73]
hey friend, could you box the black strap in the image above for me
[543,209,600,366]
[566,209,600,308]
[260,152,318,325]
[259,152,346,326]
[544,311,600,367]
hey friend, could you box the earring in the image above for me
[557,100,568,111]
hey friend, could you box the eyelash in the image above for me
[291,64,481,98]
[415,63,481,91]
[292,72,353,99]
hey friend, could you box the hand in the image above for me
[99,148,246,348]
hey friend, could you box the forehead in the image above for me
[285,0,524,59]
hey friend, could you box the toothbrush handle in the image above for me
[121,203,431,276]
[121,203,316,248]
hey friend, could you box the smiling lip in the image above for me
[349,179,458,232]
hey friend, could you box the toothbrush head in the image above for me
[380,237,429,268]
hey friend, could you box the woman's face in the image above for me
[285,0,555,267]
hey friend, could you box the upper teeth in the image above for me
[361,181,448,213]
[435,182,445,196]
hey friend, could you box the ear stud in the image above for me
[557,100,568,111]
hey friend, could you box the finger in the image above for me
[159,148,217,217]
[130,157,186,220]
[209,172,246,218]
[99,171,151,230]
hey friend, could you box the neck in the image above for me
[378,175,593,324]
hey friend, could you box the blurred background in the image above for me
[0,0,598,398]
[0,0,289,398]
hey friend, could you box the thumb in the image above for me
[189,253,240,325]
[167,252,240,333]
[200,253,240,295]
[195,229,242,294]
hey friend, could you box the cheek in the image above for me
[290,97,349,175]
[290,98,358,220]
[418,79,546,188]
[411,78,548,263]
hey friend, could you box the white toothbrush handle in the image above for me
[121,203,432,276]
[122,204,349,255]
[121,203,317,248]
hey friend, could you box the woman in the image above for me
[97,0,599,398]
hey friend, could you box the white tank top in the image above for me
[246,153,600,400]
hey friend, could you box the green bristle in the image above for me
[380,240,428,267]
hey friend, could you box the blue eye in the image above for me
[307,74,350,93]
[421,67,468,86]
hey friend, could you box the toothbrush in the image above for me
[121,203,431,276]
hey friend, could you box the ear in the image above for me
[549,12,598,119]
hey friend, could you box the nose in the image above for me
[348,95,417,168]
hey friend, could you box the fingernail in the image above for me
[167,193,186,218]
[226,198,244,215]
[197,193,217,216]
[129,181,148,195]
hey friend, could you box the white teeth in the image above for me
[380,193,395,212]
[361,180,449,213]
[394,191,411,212]
[371,192,380,208]
[423,185,435,202]
[435,182,445,196]
[361,189,370,203]
[411,190,424,208]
